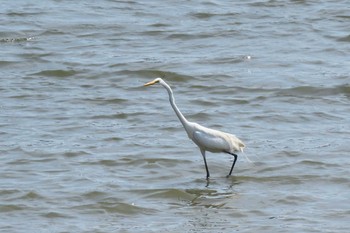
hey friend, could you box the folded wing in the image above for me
[192,130,230,153]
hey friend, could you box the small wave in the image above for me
[189,99,217,107]
[19,191,45,200]
[118,69,193,82]
[83,97,128,105]
[275,85,350,97]
[42,211,70,219]
[63,150,91,158]
[144,188,196,201]
[337,34,350,42]
[0,204,25,212]
[0,37,34,43]
[81,191,107,200]
[76,201,156,216]
[33,69,78,78]
[90,113,128,119]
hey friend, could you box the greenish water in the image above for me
[1,1,349,232]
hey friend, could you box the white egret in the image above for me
[144,78,245,179]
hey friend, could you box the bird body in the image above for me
[144,77,245,179]
[191,123,244,154]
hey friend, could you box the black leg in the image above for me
[227,152,238,177]
[203,156,210,179]
[200,149,210,179]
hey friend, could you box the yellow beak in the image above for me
[144,80,158,86]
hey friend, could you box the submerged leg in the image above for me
[226,152,238,177]
[200,149,210,179]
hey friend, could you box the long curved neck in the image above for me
[160,81,190,129]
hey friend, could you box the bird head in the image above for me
[144,77,163,86]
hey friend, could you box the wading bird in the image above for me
[144,78,245,179]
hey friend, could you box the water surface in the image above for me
[1,1,350,232]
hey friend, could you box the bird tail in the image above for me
[238,142,253,163]
[241,150,253,163]
[237,139,245,153]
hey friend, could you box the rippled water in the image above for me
[1,1,350,232]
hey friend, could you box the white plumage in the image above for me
[144,78,245,179]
